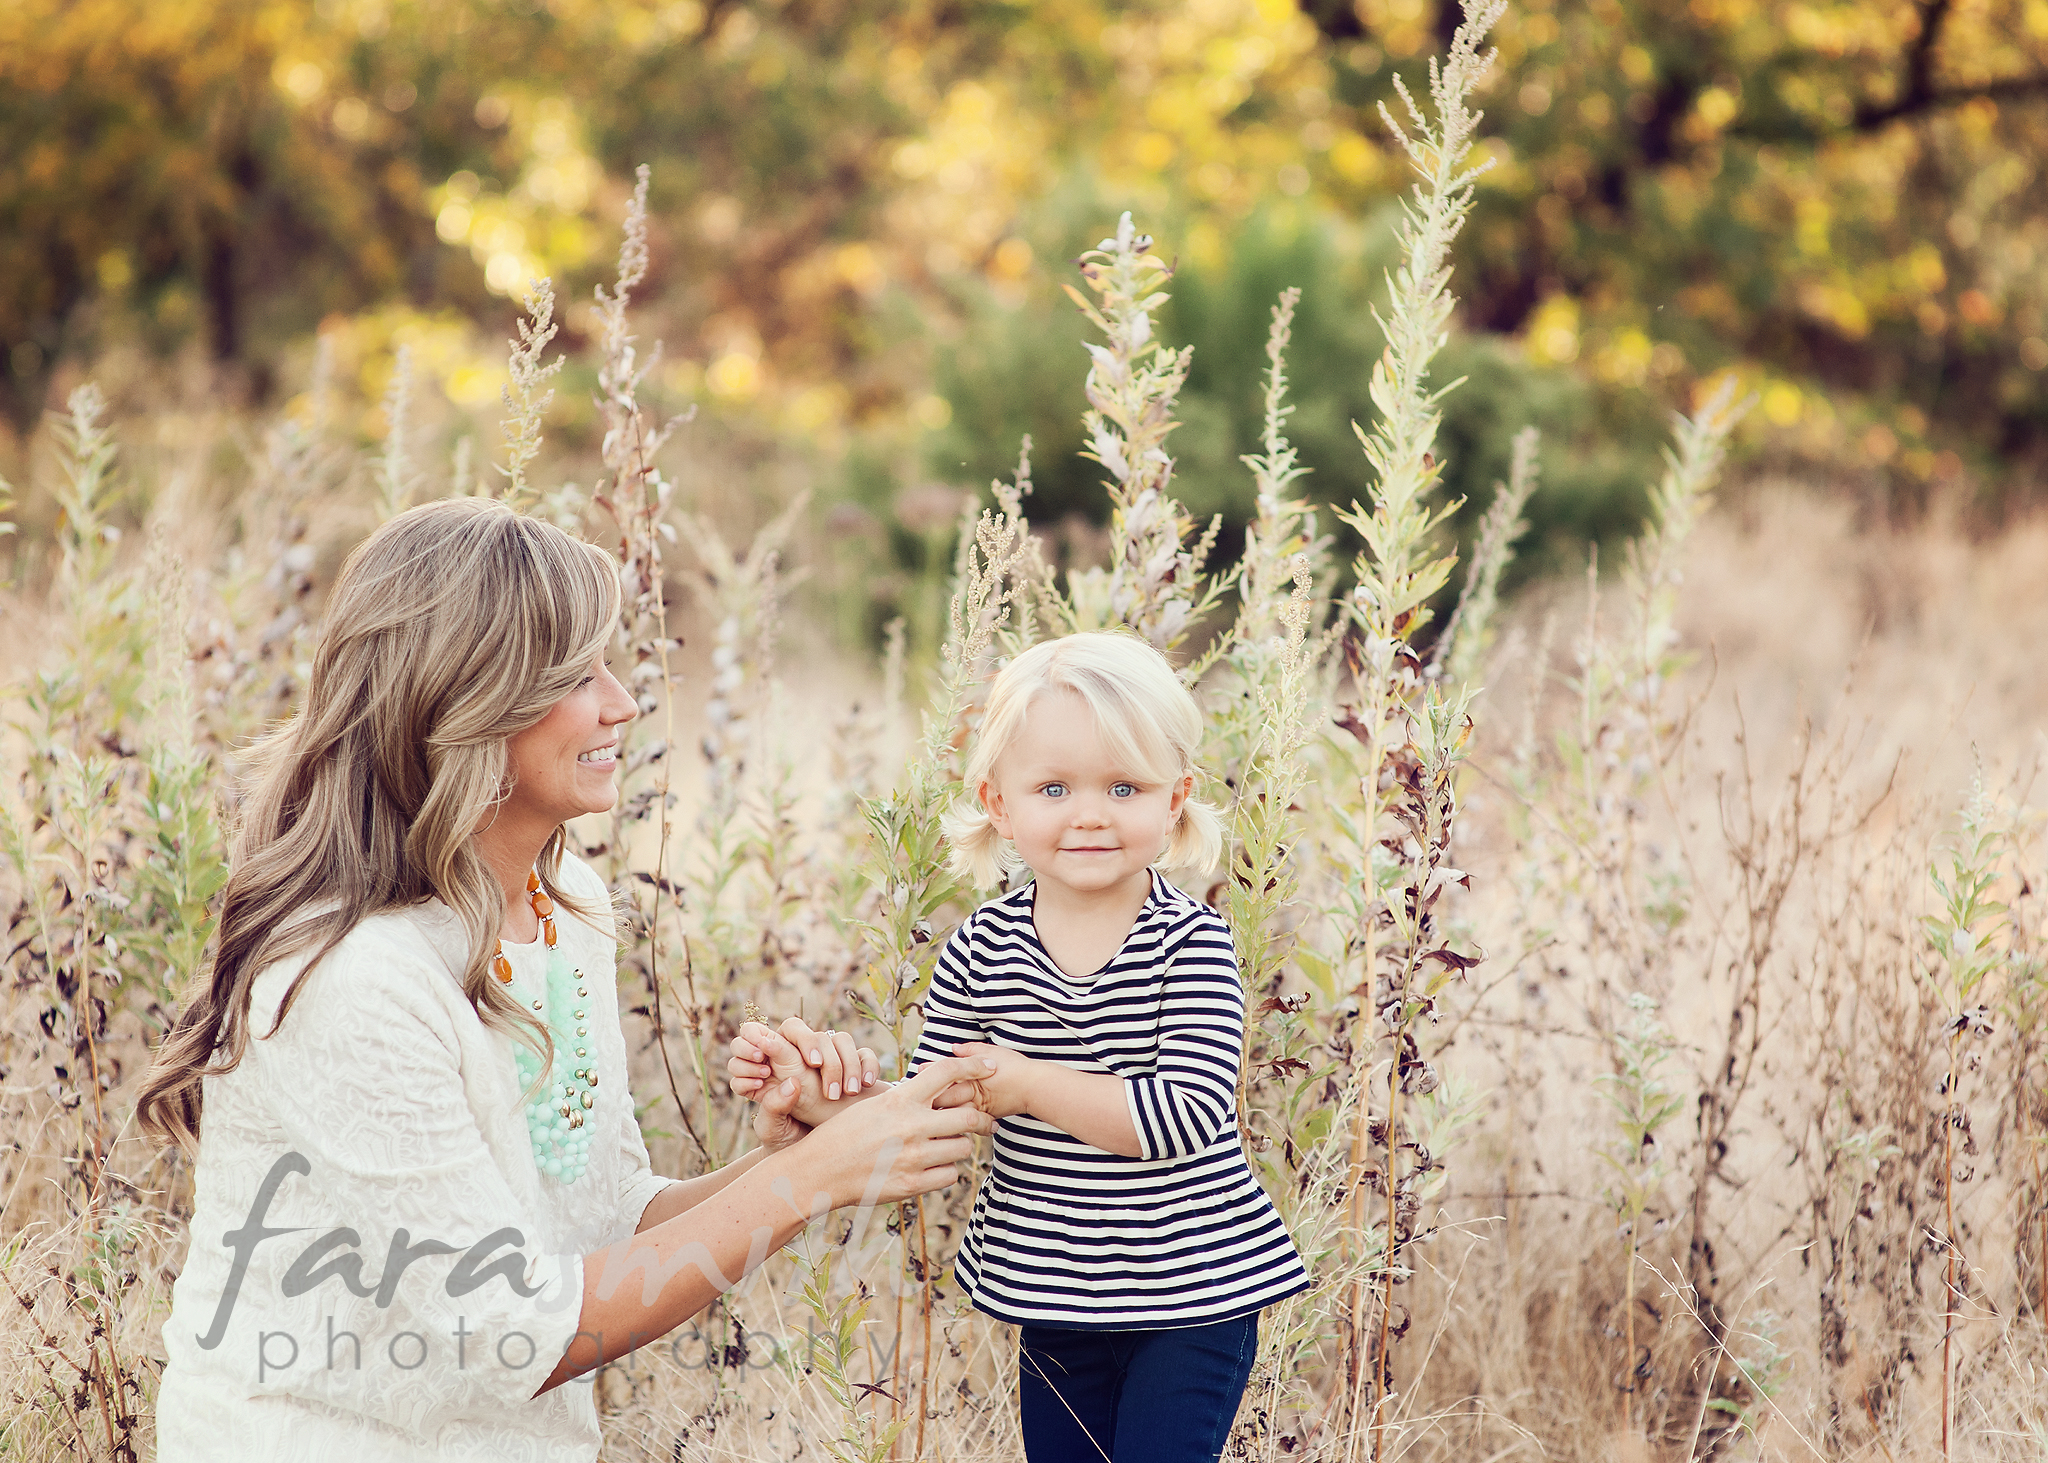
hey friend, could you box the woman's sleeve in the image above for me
[1123,909,1245,1161]
[904,921,986,1078]
[610,1092,675,1243]
[239,939,586,1428]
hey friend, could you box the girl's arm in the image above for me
[955,908,1244,1160]
[1118,912,1244,1159]
[955,1043,1140,1155]
[901,921,987,1077]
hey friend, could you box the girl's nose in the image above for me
[1069,797,1111,826]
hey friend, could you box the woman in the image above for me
[138,499,992,1461]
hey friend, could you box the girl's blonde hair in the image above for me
[944,631,1223,888]
[136,498,620,1151]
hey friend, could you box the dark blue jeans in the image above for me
[1017,1312,1259,1462]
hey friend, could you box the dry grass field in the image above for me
[5,24,2048,1461]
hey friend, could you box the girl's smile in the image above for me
[979,688,1189,908]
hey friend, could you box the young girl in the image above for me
[732,631,1307,1463]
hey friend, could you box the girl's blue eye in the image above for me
[577,675,596,690]
[1111,783,1138,798]
[1040,783,1068,798]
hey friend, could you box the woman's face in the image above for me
[501,652,639,830]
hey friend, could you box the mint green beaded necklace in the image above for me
[492,872,598,1184]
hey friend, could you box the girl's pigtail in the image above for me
[942,795,1014,888]
[1164,792,1224,875]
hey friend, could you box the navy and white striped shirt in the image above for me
[908,871,1309,1330]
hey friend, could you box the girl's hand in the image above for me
[752,1075,812,1154]
[950,1041,1035,1119]
[729,1020,890,1130]
[727,1021,797,1100]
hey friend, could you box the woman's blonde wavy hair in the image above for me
[137,498,620,1152]
[943,631,1223,889]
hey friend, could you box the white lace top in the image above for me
[157,856,671,1462]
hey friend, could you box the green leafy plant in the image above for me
[791,1239,908,1463]
[1317,5,1507,1449]
[1594,991,1687,1435]
[1703,1308,1790,1441]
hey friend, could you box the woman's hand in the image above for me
[729,1017,876,1104]
[951,1041,1036,1118]
[775,1055,999,1213]
[561,1053,999,1393]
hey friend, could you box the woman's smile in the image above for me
[500,657,637,833]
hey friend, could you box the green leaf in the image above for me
[1294,947,1337,1000]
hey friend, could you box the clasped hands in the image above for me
[727,1016,1031,1148]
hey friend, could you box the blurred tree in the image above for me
[0,0,450,397]
[1297,0,2048,480]
[924,200,1662,630]
[0,0,1332,425]
[3,0,2045,498]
